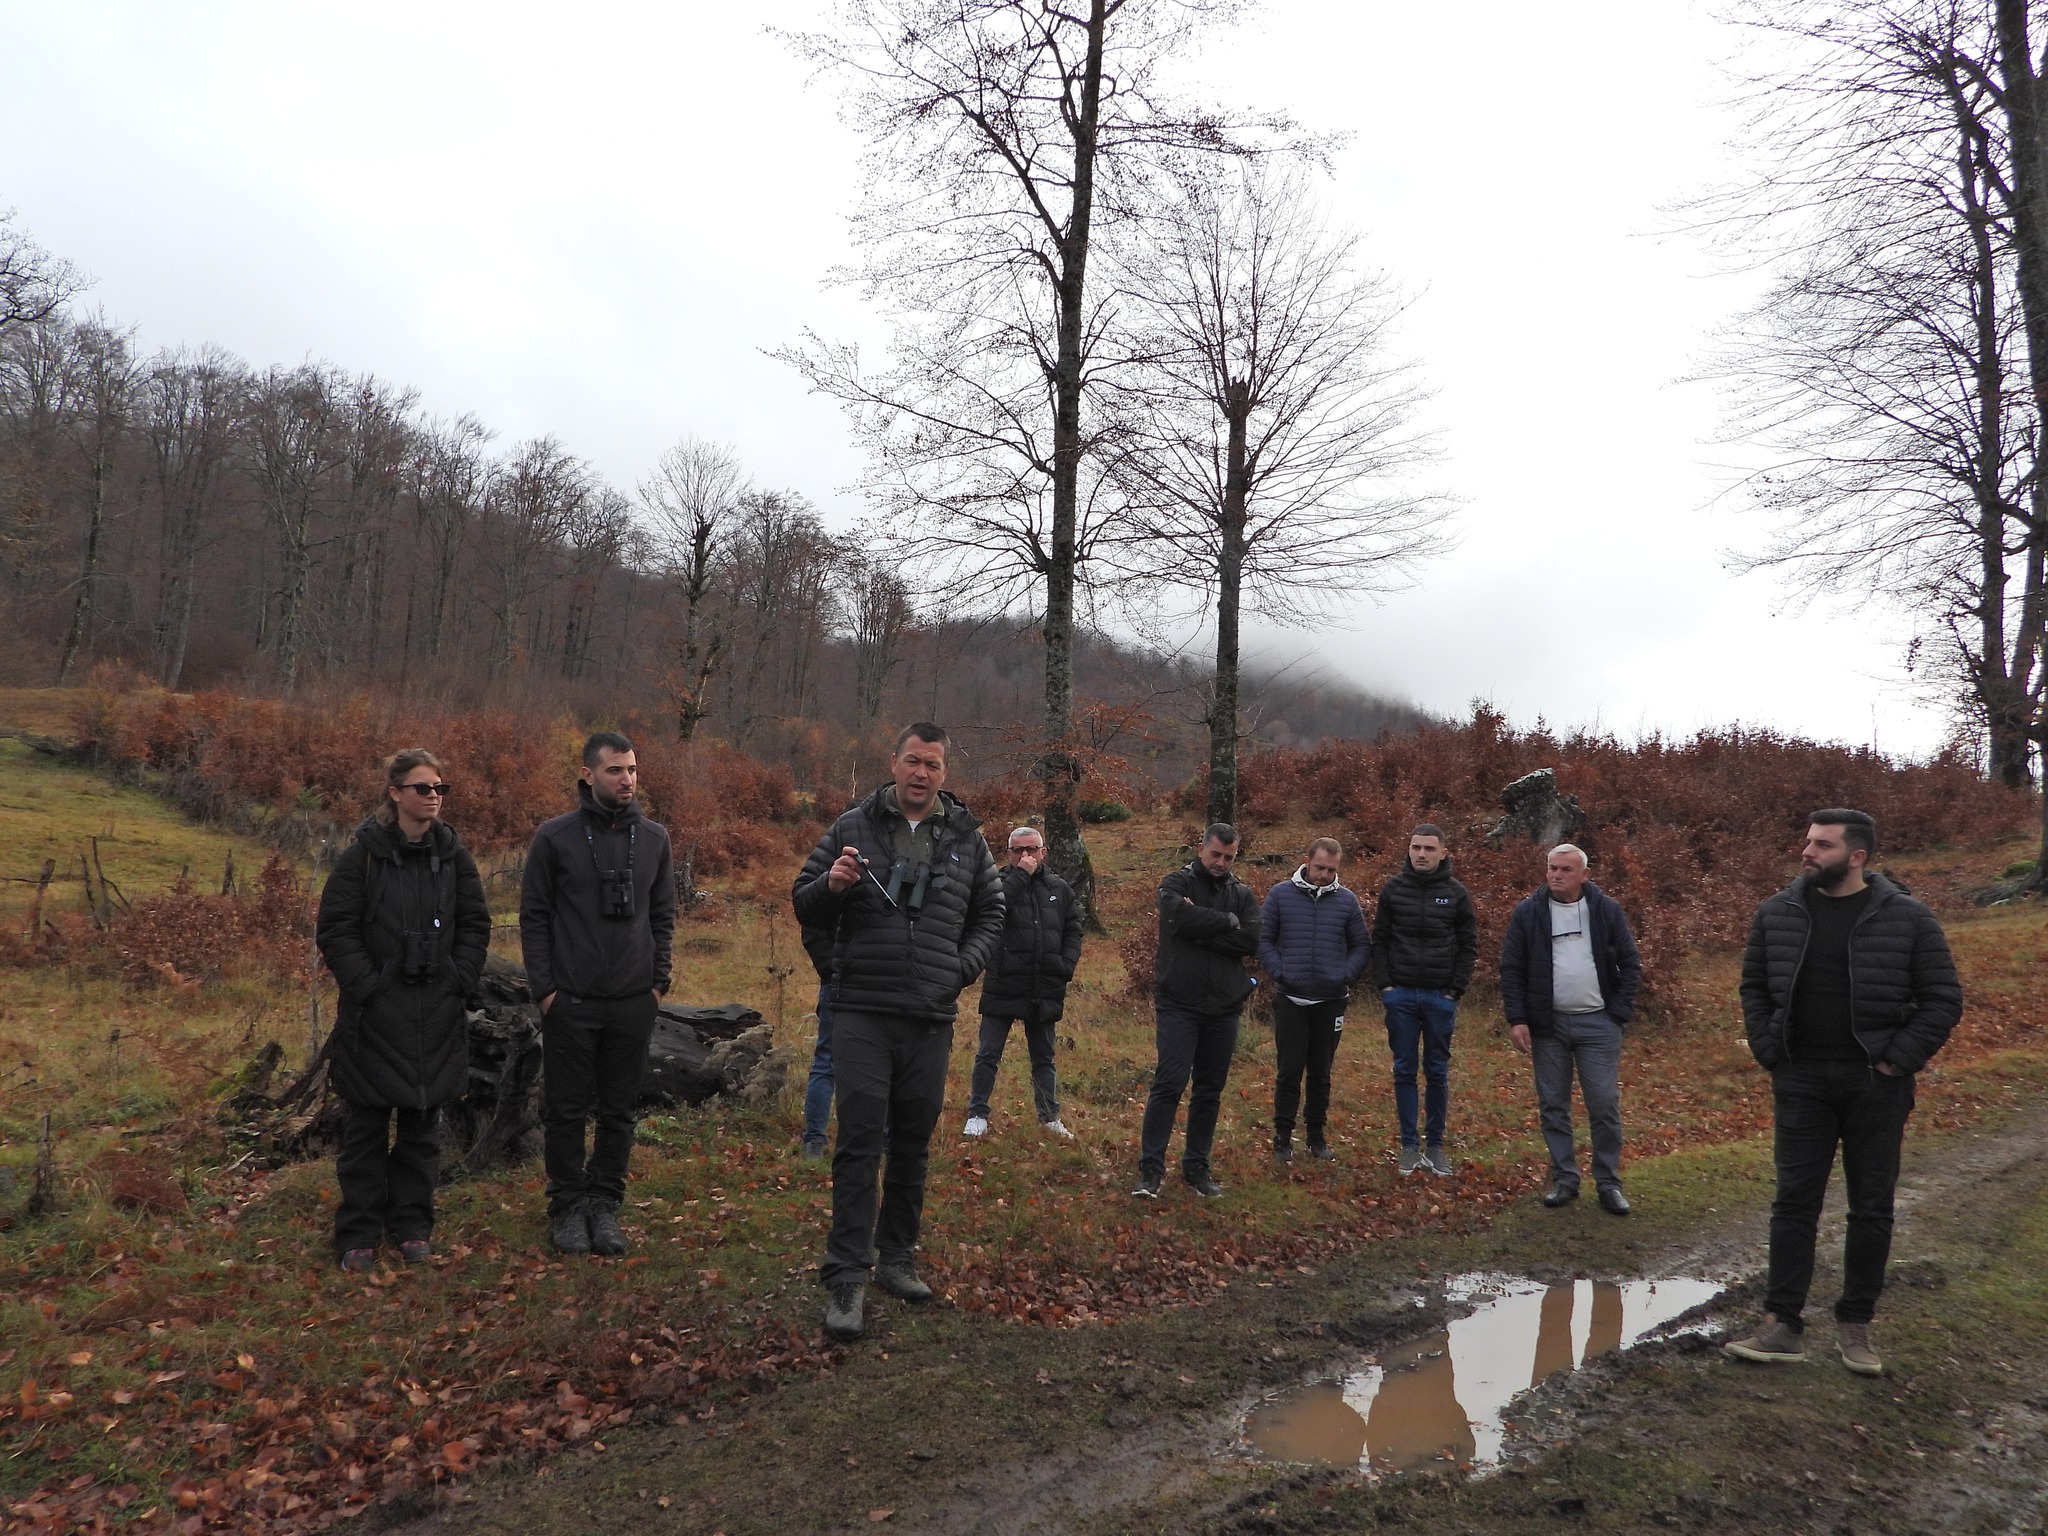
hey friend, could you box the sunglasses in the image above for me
[400,782,453,797]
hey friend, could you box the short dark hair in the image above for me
[895,722,950,753]
[583,730,634,767]
[1809,807,1877,858]
[1204,822,1240,847]
[1306,835,1342,858]
[1410,823,1446,843]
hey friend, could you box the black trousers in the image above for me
[968,1013,1060,1122]
[823,1009,952,1288]
[1765,1058,1916,1328]
[542,991,659,1217]
[1272,996,1344,1144]
[334,1101,439,1254]
[1139,1004,1241,1180]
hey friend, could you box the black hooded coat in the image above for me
[316,816,492,1109]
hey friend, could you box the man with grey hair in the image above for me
[1497,843,1642,1214]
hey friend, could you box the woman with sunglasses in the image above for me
[316,747,491,1270]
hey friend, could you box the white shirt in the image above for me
[1548,897,1606,1014]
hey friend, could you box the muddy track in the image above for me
[894,1101,2048,1536]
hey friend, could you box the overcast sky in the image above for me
[0,2,1951,755]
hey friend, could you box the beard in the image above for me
[1802,858,1854,892]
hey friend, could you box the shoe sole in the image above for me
[1838,1351,1884,1376]
[824,1321,864,1342]
[1722,1342,1805,1364]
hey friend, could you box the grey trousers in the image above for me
[1531,1010,1624,1193]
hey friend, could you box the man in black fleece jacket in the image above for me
[792,723,1004,1342]
[520,732,676,1257]
[1134,824,1262,1200]
[1725,809,1961,1378]
[1369,825,1478,1177]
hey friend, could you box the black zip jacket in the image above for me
[1154,860,1261,1015]
[791,784,1005,1023]
[316,816,491,1109]
[519,782,677,1002]
[980,863,1085,1023]
[1497,880,1642,1031]
[1739,871,1962,1072]
[1369,859,1479,995]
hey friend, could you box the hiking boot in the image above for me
[1131,1173,1162,1199]
[1398,1147,1425,1176]
[800,1135,828,1160]
[1723,1315,1805,1364]
[398,1239,432,1265]
[1597,1185,1632,1216]
[550,1205,592,1255]
[339,1247,378,1273]
[1307,1142,1337,1162]
[824,1281,866,1342]
[586,1202,628,1257]
[1542,1181,1579,1208]
[963,1116,990,1138]
[1184,1170,1225,1198]
[874,1262,934,1303]
[1043,1119,1075,1139]
[1424,1147,1454,1178]
[1837,1321,1883,1376]
[1273,1138,1294,1164]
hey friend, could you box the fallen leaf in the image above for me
[868,1511,895,1523]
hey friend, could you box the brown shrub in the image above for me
[110,855,314,988]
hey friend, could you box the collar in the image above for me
[1291,866,1340,897]
[881,784,947,823]
[578,779,642,830]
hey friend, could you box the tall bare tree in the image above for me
[55,318,141,683]
[0,211,83,335]
[843,549,918,734]
[1111,170,1449,822]
[483,436,587,679]
[639,436,743,739]
[144,346,244,688]
[409,414,493,667]
[779,0,1307,915]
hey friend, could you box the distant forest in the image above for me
[0,314,1431,794]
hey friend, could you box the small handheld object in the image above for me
[853,850,899,909]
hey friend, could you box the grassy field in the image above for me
[0,703,2045,1533]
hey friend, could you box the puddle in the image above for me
[1243,1275,1724,1474]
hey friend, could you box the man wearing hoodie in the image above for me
[1498,844,1642,1214]
[520,732,677,1258]
[792,723,1005,1342]
[1724,809,1962,1378]
[1370,824,1478,1177]
[1134,823,1262,1200]
[1256,836,1371,1164]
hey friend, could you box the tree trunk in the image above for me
[1038,0,1106,928]
[1207,390,1252,826]
[54,446,112,684]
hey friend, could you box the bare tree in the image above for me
[325,376,418,679]
[639,436,743,739]
[559,486,632,681]
[842,548,918,734]
[1110,170,1449,822]
[483,436,587,679]
[55,318,141,683]
[717,489,837,747]
[409,414,493,667]
[143,346,244,688]
[246,365,349,693]
[779,0,1309,914]
[0,211,83,335]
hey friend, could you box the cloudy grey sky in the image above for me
[0,2,1944,753]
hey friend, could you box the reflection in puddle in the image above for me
[1245,1276,1722,1473]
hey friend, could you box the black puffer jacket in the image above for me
[1369,859,1479,995]
[1154,860,1262,1014]
[980,863,1085,1023]
[791,785,1005,1023]
[519,783,677,1002]
[1739,872,1963,1072]
[317,817,491,1109]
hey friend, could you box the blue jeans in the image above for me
[1383,987,1456,1149]
[1530,1009,1624,1192]
[802,985,835,1143]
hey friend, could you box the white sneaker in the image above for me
[1043,1119,1074,1139]
[963,1116,990,1137]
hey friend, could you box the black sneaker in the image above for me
[586,1201,628,1256]
[874,1262,934,1302]
[800,1135,828,1160]
[1131,1173,1162,1199]
[550,1205,592,1255]
[1273,1141,1294,1164]
[824,1280,866,1341]
[1307,1142,1336,1162]
[1184,1170,1225,1198]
